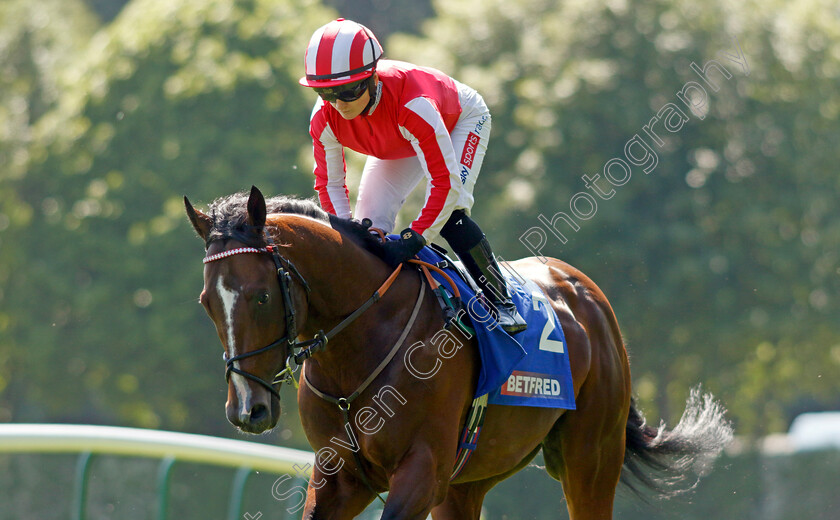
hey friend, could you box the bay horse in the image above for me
[185,186,732,519]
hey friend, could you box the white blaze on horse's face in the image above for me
[216,277,238,354]
[216,276,251,404]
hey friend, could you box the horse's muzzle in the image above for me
[226,392,278,433]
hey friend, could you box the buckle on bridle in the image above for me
[337,397,351,411]
[274,356,300,389]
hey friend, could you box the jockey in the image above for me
[299,18,526,334]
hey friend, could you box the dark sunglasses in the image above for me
[314,79,369,103]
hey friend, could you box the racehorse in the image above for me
[185,186,732,520]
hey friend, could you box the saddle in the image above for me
[414,242,490,334]
[425,243,481,292]
[408,242,577,477]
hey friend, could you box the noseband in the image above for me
[202,232,446,504]
[203,234,406,403]
[204,239,310,402]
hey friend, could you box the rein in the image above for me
[203,234,461,502]
[203,238,406,402]
[205,241,308,402]
[303,281,425,504]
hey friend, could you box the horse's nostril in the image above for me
[250,403,268,423]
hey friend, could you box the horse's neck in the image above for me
[272,217,387,317]
[273,217,422,394]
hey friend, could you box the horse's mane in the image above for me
[204,191,385,257]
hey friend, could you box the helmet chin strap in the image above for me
[363,75,383,116]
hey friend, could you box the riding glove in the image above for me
[382,228,426,267]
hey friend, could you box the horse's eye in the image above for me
[257,292,270,305]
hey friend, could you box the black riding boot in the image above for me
[464,237,528,334]
[439,210,527,335]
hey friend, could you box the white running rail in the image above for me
[0,423,314,472]
[0,423,315,520]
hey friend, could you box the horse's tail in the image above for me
[621,386,733,500]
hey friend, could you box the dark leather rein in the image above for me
[202,235,407,403]
[203,233,462,502]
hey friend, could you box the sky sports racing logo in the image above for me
[460,132,480,169]
[501,370,565,398]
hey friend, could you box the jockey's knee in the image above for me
[440,210,484,254]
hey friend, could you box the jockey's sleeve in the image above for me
[310,102,351,218]
[399,96,462,242]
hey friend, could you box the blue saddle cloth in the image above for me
[413,246,576,409]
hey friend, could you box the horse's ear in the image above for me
[184,196,213,241]
[247,185,267,229]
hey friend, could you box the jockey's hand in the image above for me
[382,228,426,268]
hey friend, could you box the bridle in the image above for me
[202,233,409,403]
[203,238,311,402]
[203,229,464,502]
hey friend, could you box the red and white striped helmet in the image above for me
[299,18,383,88]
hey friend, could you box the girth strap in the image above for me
[450,393,488,480]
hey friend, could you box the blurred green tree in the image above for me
[323,0,434,39]
[1,0,333,445]
[1,0,838,446]
[389,0,840,435]
[0,0,100,423]
[83,0,132,22]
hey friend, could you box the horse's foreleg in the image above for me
[380,445,449,520]
[301,466,375,520]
